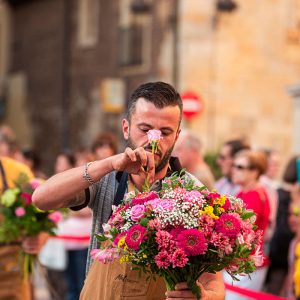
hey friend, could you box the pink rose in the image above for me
[15,207,26,217]
[130,204,145,221]
[30,179,44,189]
[48,211,63,223]
[147,129,162,142]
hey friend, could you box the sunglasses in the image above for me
[218,154,231,161]
[233,164,253,171]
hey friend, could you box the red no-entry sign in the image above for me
[181,91,203,119]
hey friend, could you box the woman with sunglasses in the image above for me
[223,150,271,299]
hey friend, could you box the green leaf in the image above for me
[139,218,149,227]
[240,211,255,220]
[95,234,108,242]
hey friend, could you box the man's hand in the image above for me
[22,232,49,254]
[165,272,225,300]
[112,147,155,183]
[165,282,208,300]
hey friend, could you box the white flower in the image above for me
[102,223,111,233]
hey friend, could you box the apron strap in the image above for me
[113,172,128,207]
[0,160,8,192]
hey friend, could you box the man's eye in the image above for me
[161,131,171,136]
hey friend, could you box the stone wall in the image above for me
[173,0,300,160]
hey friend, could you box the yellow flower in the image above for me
[216,207,225,214]
[123,245,129,252]
[120,255,130,263]
[293,206,300,216]
[201,206,219,219]
[143,254,147,259]
[118,237,126,248]
[294,242,300,296]
[214,196,226,206]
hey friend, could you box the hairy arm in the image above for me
[32,156,115,210]
[32,147,155,211]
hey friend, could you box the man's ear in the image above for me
[175,128,181,143]
[122,119,130,140]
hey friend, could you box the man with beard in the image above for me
[33,82,225,300]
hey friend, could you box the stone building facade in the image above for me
[0,0,300,172]
[170,0,300,158]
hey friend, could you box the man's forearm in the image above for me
[32,156,115,210]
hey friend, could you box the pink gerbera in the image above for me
[215,214,241,239]
[170,227,184,239]
[131,191,158,206]
[125,225,147,250]
[177,229,208,256]
[155,250,171,268]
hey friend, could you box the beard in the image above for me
[126,135,174,173]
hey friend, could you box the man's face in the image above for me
[122,98,181,173]
[217,144,233,177]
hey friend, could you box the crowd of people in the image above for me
[0,81,299,299]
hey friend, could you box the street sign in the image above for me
[181,91,203,119]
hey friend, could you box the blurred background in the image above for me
[0,0,299,175]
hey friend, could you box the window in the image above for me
[77,0,99,48]
[118,0,151,72]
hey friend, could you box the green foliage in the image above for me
[204,152,222,180]
[0,173,60,242]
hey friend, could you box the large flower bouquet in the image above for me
[0,173,63,278]
[92,172,263,299]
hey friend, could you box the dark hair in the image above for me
[225,139,251,157]
[126,82,183,122]
[91,132,118,155]
[57,151,75,167]
[22,149,41,169]
[283,156,299,183]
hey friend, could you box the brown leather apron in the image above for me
[80,260,166,300]
[80,171,166,299]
